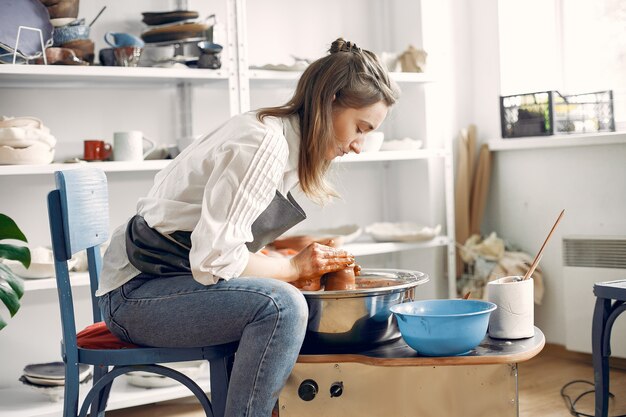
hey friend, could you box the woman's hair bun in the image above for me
[329,38,361,54]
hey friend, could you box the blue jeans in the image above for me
[98,274,308,417]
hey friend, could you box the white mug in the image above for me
[113,131,156,161]
[486,276,534,339]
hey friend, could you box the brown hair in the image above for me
[257,38,400,204]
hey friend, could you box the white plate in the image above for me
[283,224,362,245]
[124,361,207,388]
[365,222,441,242]
[23,362,90,380]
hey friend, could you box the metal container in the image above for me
[300,268,428,353]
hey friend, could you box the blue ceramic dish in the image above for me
[390,299,497,356]
[53,24,89,46]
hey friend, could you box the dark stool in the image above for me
[592,279,626,417]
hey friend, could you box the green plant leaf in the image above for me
[0,284,20,317]
[0,264,24,299]
[0,214,28,243]
[0,244,30,268]
[0,213,27,331]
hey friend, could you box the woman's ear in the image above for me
[332,94,336,101]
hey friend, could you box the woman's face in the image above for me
[327,100,389,160]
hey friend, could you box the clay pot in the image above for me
[290,276,322,292]
[323,265,359,291]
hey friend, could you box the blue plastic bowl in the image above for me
[390,299,497,356]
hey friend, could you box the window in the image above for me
[499,0,625,130]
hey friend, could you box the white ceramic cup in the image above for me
[486,276,534,339]
[113,131,156,161]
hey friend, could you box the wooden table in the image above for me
[279,327,545,417]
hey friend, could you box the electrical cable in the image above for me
[560,380,626,417]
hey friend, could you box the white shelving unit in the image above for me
[0,0,456,415]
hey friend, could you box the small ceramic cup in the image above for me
[98,48,116,66]
[486,276,534,339]
[104,32,145,48]
[84,140,112,161]
[113,131,155,161]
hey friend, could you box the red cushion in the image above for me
[77,321,138,349]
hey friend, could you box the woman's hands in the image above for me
[289,239,354,290]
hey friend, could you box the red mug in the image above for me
[84,140,112,161]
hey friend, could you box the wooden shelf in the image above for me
[0,377,209,417]
[488,131,626,151]
[0,65,228,88]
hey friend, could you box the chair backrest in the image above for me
[47,168,110,360]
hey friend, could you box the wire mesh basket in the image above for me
[500,90,615,138]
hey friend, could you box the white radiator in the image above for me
[563,236,626,358]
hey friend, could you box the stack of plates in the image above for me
[23,362,91,386]
[140,11,210,45]
[20,362,91,402]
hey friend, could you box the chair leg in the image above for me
[593,297,610,417]
[78,365,215,417]
[63,362,80,417]
[209,355,233,417]
[91,365,111,417]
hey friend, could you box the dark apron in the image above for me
[125,190,306,277]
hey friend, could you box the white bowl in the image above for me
[0,142,54,165]
[361,131,384,152]
[3,246,76,279]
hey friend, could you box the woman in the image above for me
[97,38,399,417]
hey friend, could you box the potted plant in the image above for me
[0,213,30,330]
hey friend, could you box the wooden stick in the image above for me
[523,209,565,281]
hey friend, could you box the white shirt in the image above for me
[97,112,301,296]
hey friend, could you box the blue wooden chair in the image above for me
[47,168,237,417]
[592,279,626,417]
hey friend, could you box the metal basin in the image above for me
[300,268,428,353]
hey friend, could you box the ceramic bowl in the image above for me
[3,246,77,278]
[35,47,85,65]
[0,142,54,165]
[362,131,385,152]
[390,299,497,356]
[53,24,90,46]
[61,39,95,64]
